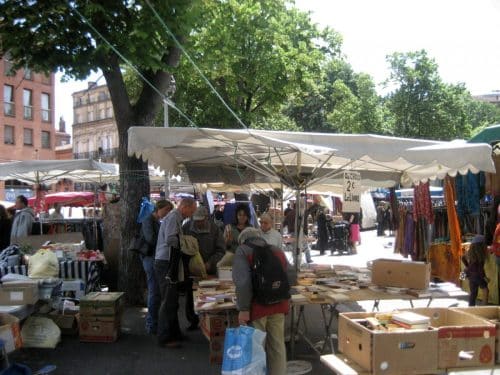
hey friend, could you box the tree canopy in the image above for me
[0,0,202,303]
[170,0,342,129]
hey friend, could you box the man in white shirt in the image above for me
[259,212,282,249]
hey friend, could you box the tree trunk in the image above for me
[102,50,180,305]
[103,63,150,305]
[118,147,150,305]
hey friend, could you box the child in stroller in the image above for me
[327,219,352,255]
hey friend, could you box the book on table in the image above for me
[391,320,430,330]
[391,311,430,328]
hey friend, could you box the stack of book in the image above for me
[391,311,430,330]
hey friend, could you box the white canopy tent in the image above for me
[0,159,118,185]
[127,127,495,269]
[127,127,495,189]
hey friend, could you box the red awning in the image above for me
[28,191,95,208]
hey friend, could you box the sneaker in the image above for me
[165,341,182,349]
[158,340,182,349]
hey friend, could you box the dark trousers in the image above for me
[377,221,385,236]
[184,278,199,327]
[154,260,182,343]
[468,275,488,306]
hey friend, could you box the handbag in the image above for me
[179,233,207,278]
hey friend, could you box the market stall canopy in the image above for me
[0,159,118,184]
[128,127,495,190]
[469,124,500,144]
[27,191,95,208]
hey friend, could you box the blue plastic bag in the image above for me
[221,326,266,375]
[137,197,155,224]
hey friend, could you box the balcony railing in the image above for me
[23,106,32,120]
[73,147,118,160]
[3,102,15,117]
[41,109,50,122]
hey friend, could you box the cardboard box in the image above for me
[200,312,238,338]
[79,314,121,343]
[410,307,495,369]
[338,311,439,374]
[0,282,39,305]
[79,292,124,316]
[0,314,22,353]
[452,306,500,364]
[371,259,430,290]
[208,336,225,364]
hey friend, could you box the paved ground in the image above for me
[8,230,468,374]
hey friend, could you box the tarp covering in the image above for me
[127,127,495,190]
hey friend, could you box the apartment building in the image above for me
[72,82,118,163]
[0,55,58,200]
[473,90,500,106]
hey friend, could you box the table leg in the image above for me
[289,304,296,359]
[320,304,335,354]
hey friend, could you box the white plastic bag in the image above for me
[21,316,61,348]
[222,326,266,375]
[28,249,59,278]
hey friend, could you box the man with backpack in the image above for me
[233,227,290,375]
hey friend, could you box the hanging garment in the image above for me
[445,176,463,284]
[413,182,434,224]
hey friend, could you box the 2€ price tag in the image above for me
[343,171,361,213]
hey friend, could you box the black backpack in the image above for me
[249,243,290,305]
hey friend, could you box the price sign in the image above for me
[343,171,361,213]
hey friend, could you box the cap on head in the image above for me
[238,227,261,245]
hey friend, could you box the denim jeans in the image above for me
[141,255,160,333]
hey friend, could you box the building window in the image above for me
[41,93,50,122]
[106,107,113,118]
[88,111,94,121]
[99,108,105,119]
[4,125,14,145]
[23,128,33,145]
[3,54,14,76]
[3,84,15,117]
[41,131,50,149]
[23,68,32,80]
[23,89,32,120]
